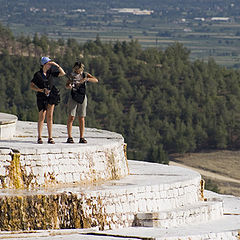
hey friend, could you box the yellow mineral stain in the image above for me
[9,153,24,189]
[124,143,130,174]
[200,179,205,201]
[109,153,119,180]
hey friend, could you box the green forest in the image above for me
[1,23,240,164]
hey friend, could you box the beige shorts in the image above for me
[68,95,87,117]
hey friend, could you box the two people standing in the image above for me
[30,57,98,144]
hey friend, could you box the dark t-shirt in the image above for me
[31,67,60,98]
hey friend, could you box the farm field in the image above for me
[170,150,240,197]
[1,0,240,68]
[25,21,240,67]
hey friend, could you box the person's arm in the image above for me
[65,78,73,89]
[30,82,50,95]
[49,61,66,77]
[85,73,98,83]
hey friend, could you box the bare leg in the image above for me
[79,116,85,138]
[38,110,46,139]
[46,104,55,139]
[67,115,75,138]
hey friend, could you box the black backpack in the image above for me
[71,72,87,104]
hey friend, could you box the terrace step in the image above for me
[134,199,223,228]
[0,113,17,140]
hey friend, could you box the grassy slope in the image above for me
[170,150,240,196]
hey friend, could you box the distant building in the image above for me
[211,17,230,21]
[29,7,40,13]
[194,17,205,21]
[133,10,154,15]
[71,9,86,13]
[184,28,192,32]
[111,8,154,15]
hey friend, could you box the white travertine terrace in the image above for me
[0,113,239,239]
[0,120,129,188]
[0,112,18,140]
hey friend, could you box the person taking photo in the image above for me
[30,56,66,144]
[65,61,98,143]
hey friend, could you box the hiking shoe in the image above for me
[66,137,74,143]
[37,138,43,144]
[79,138,87,143]
[48,138,55,144]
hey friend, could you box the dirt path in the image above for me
[169,161,240,184]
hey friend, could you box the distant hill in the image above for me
[0,0,240,67]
